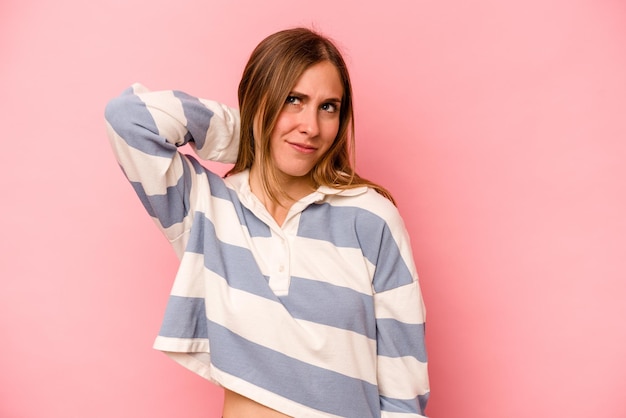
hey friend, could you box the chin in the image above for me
[285,171,313,179]
[278,166,315,179]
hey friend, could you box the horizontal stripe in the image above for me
[370,222,415,293]
[159,296,208,339]
[298,203,414,292]
[418,392,429,414]
[185,212,278,301]
[377,356,429,400]
[105,93,179,158]
[205,166,233,201]
[381,412,423,418]
[379,393,429,417]
[169,252,207,298]
[282,276,376,338]
[204,277,378,384]
[298,203,364,248]
[127,158,191,228]
[207,319,380,418]
[153,335,209,353]
[107,128,186,194]
[291,237,375,294]
[377,318,427,362]
[173,90,214,150]
[380,395,421,415]
[373,282,426,324]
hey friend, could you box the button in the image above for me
[278,265,285,273]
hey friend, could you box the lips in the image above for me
[287,141,317,154]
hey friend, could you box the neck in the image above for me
[249,165,315,226]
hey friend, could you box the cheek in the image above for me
[273,111,296,134]
[266,114,288,150]
[322,119,340,144]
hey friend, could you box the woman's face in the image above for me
[266,60,343,181]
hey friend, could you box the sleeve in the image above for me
[104,83,240,254]
[371,208,430,417]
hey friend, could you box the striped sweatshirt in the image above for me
[104,83,429,417]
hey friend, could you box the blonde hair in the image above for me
[226,27,395,205]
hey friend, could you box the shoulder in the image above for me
[322,186,405,228]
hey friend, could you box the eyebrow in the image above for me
[290,91,342,103]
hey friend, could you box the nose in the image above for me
[298,106,320,137]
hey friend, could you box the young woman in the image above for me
[105,27,429,418]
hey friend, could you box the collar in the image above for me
[225,170,368,204]
[224,170,368,228]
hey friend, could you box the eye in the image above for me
[285,95,302,106]
[320,102,339,113]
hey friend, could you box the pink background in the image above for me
[2,0,625,417]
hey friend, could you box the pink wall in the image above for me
[2,0,625,416]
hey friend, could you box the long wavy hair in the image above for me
[226,27,395,205]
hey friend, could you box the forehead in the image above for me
[292,61,344,98]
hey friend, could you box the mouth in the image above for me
[287,141,317,154]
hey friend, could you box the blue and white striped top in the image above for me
[105,83,429,417]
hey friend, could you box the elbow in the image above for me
[104,92,133,129]
[104,84,144,127]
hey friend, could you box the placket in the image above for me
[266,193,325,296]
[267,227,291,296]
[233,178,326,296]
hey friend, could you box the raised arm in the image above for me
[104,84,240,252]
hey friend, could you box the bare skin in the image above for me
[222,389,292,418]
[249,165,314,226]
